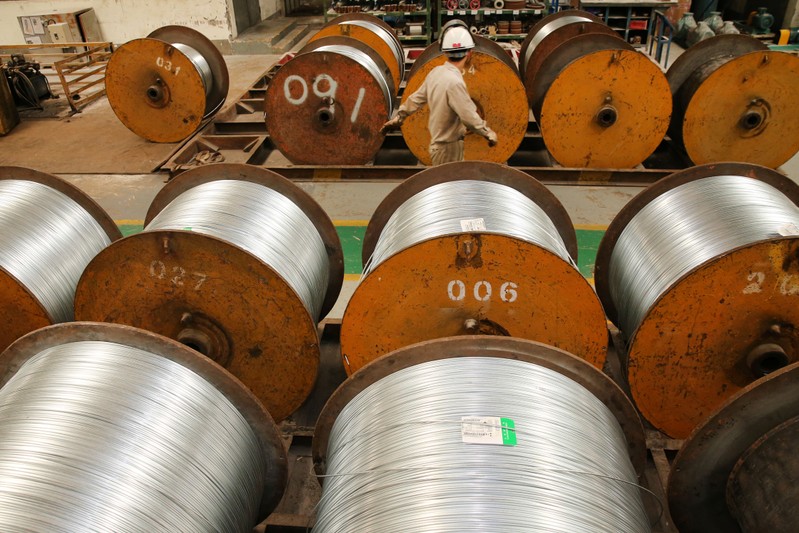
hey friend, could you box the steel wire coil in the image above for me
[338,19,405,82]
[172,42,213,96]
[365,179,573,274]
[314,356,650,532]
[608,174,799,337]
[0,332,276,532]
[0,179,111,323]
[311,44,393,112]
[146,179,330,320]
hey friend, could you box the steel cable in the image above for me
[0,180,111,322]
[146,180,330,320]
[314,357,650,532]
[365,180,572,274]
[172,43,213,97]
[0,340,267,532]
[609,175,799,336]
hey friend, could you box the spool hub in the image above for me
[595,162,799,438]
[527,31,671,168]
[0,322,287,520]
[341,162,607,375]
[105,25,229,143]
[0,167,121,353]
[400,36,528,165]
[74,164,344,422]
[265,36,394,165]
[668,35,799,168]
[668,362,799,533]
[314,336,646,479]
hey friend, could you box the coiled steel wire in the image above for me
[0,340,266,532]
[146,180,330,320]
[312,44,394,112]
[315,357,650,532]
[609,175,799,336]
[365,180,572,273]
[0,180,111,322]
[172,43,213,96]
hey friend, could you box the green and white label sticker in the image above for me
[461,416,517,446]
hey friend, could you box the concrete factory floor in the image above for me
[2,40,799,320]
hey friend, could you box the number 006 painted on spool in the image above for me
[265,36,394,165]
[340,162,608,375]
[667,34,799,168]
[400,36,528,165]
[105,25,229,143]
[520,11,671,169]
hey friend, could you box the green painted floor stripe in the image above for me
[115,223,605,279]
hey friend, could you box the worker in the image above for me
[381,25,498,166]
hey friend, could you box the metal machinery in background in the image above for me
[0,322,287,531]
[667,34,799,168]
[399,31,528,164]
[313,337,648,531]
[105,25,229,143]
[74,164,343,423]
[341,162,608,375]
[0,167,120,354]
[669,361,799,533]
[519,11,672,168]
[264,15,401,165]
[595,162,799,439]
[2,54,55,110]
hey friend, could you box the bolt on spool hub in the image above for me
[0,321,288,520]
[74,164,344,422]
[264,36,394,165]
[314,336,646,479]
[340,162,607,375]
[0,167,121,354]
[668,362,799,533]
[667,35,799,168]
[595,162,799,439]
[400,36,528,165]
[105,25,229,143]
[521,13,671,168]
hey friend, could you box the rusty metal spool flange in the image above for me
[668,361,799,533]
[400,35,528,165]
[74,164,344,423]
[105,25,229,143]
[527,31,671,168]
[518,10,609,82]
[342,162,607,375]
[265,36,394,165]
[595,162,799,439]
[0,166,121,354]
[314,336,646,479]
[667,35,799,168]
[0,322,287,521]
[310,14,405,94]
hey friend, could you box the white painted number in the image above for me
[148,260,207,291]
[312,74,337,100]
[448,280,519,303]
[780,274,799,296]
[743,271,765,294]
[155,56,180,75]
[351,87,365,123]
[448,280,466,301]
[742,271,799,296]
[284,75,309,105]
[283,72,365,123]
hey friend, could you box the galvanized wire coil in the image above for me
[173,42,212,96]
[340,20,405,81]
[365,180,572,273]
[146,180,330,320]
[0,339,267,532]
[523,14,593,73]
[0,180,111,322]
[314,357,650,532]
[609,175,799,336]
[312,44,393,112]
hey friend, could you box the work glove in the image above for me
[486,129,498,147]
[380,114,404,134]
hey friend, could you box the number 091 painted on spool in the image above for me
[447,280,518,302]
[283,73,366,124]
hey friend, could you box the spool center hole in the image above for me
[742,111,764,130]
[747,343,790,378]
[146,85,163,102]
[596,106,618,128]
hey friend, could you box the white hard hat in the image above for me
[441,25,475,56]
